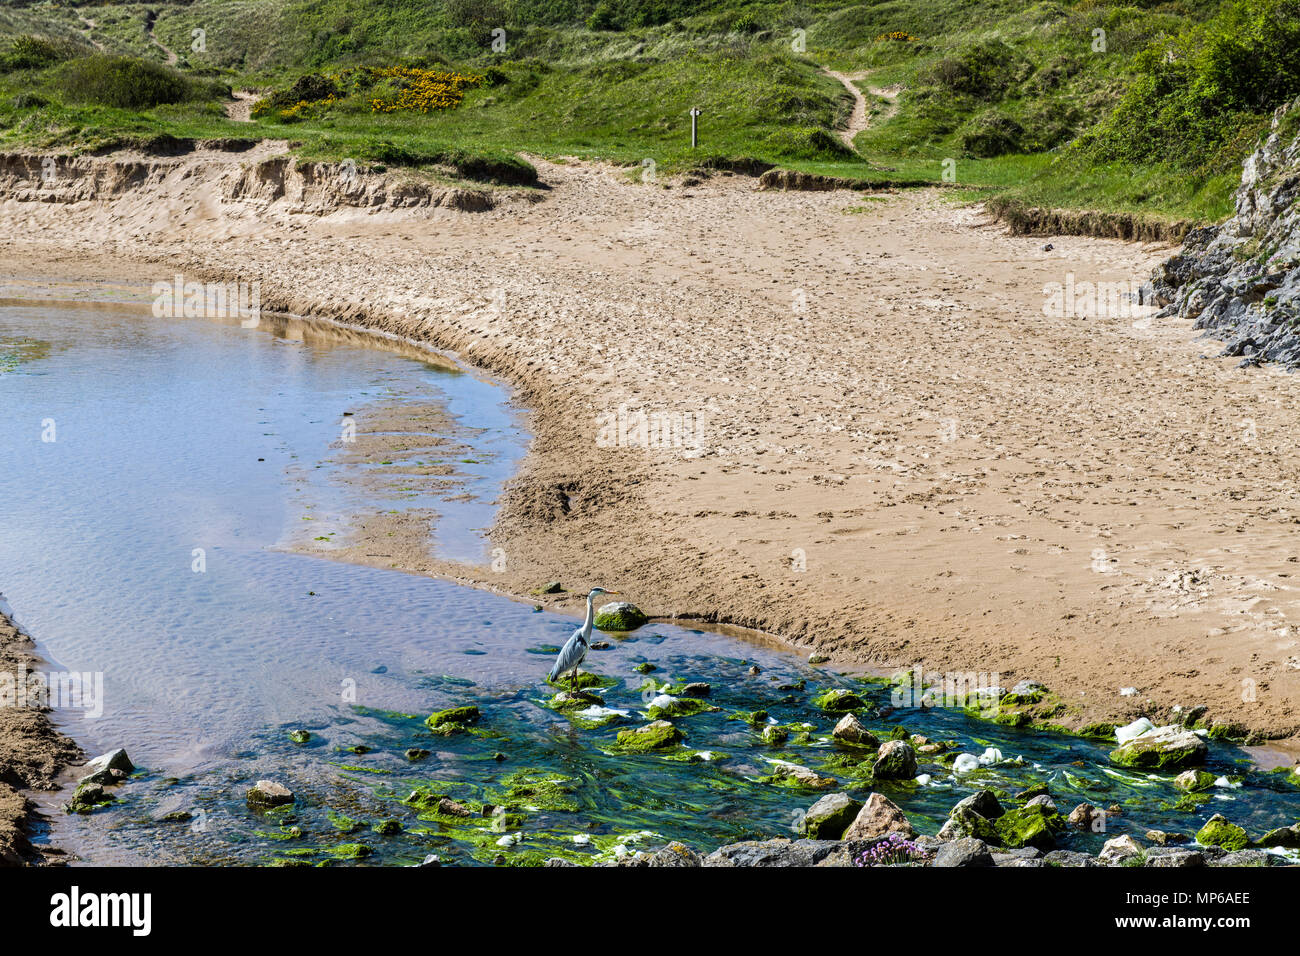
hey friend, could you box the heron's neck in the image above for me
[582,593,597,637]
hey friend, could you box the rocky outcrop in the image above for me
[1150,97,1300,368]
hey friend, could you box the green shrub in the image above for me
[0,34,77,73]
[354,140,538,185]
[1078,0,1300,172]
[54,55,216,110]
[960,111,1026,158]
[919,38,1032,101]
[763,126,857,161]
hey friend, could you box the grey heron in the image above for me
[548,587,619,691]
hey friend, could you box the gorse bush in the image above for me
[55,55,222,109]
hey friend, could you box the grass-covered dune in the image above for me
[0,0,1298,222]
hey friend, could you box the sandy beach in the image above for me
[3,142,1299,786]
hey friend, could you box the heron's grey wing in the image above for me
[548,631,586,681]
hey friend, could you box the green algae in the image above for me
[171,637,1300,868]
[1110,745,1202,771]
[545,670,617,691]
[946,805,1002,845]
[1196,815,1250,851]
[995,804,1063,850]
[328,811,364,834]
[543,689,605,712]
[1175,769,1217,792]
[1077,722,1117,739]
[328,842,373,860]
[614,720,685,753]
[489,770,581,813]
[66,782,116,815]
[645,697,716,720]
[425,704,481,734]
[593,603,649,631]
[812,688,866,712]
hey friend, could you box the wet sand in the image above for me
[0,608,80,863]
[1,145,1298,821]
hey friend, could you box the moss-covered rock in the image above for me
[1205,721,1248,741]
[328,842,373,860]
[804,792,862,839]
[245,780,295,811]
[1196,814,1250,851]
[1077,722,1117,739]
[545,669,616,691]
[952,789,1005,820]
[812,688,866,712]
[1108,725,1207,771]
[761,760,839,790]
[1256,823,1300,849]
[1014,783,1049,802]
[593,602,648,631]
[545,689,605,712]
[832,713,880,747]
[66,782,115,815]
[872,739,918,779]
[288,729,312,744]
[995,804,1063,851]
[615,720,685,752]
[761,724,789,746]
[645,695,715,720]
[939,805,1003,846]
[1173,769,1217,792]
[1000,680,1046,706]
[425,705,481,733]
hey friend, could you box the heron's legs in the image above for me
[570,667,579,692]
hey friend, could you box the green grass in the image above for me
[0,0,1296,225]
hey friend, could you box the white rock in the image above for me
[979,747,1002,765]
[1119,687,1138,697]
[953,753,980,773]
[577,705,629,719]
[1115,717,1156,744]
[1099,834,1143,864]
[915,774,932,786]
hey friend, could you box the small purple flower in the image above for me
[854,832,928,867]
